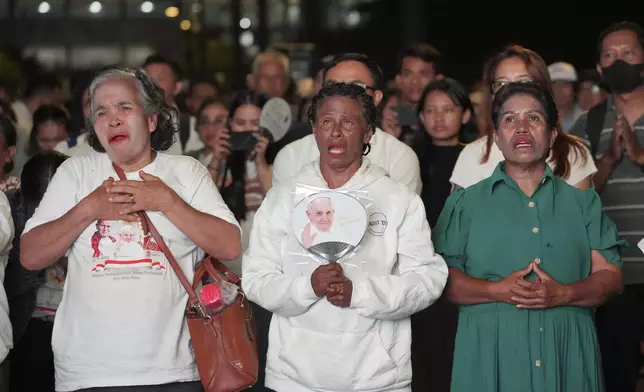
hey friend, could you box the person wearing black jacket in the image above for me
[5,151,68,392]
[410,78,477,392]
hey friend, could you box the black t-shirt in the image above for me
[414,138,463,228]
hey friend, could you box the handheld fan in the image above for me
[260,97,292,143]
[292,191,368,264]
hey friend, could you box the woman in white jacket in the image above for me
[242,82,448,392]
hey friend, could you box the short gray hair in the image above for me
[86,67,179,153]
[252,51,290,75]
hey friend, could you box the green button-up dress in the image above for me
[433,163,626,392]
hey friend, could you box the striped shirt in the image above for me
[570,97,644,284]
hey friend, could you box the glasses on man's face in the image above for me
[199,116,227,127]
[353,83,376,93]
[491,79,533,94]
[324,81,375,93]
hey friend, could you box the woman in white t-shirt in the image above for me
[451,45,597,189]
[20,67,241,392]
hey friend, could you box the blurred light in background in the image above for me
[191,2,202,13]
[140,1,154,14]
[165,6,179,18]
[38,1,51,14]
[88,1,102,14]
[287,4,300,25]
[346,10,360,27]
[239,30,254,47]
[180,19,192,31]
[239,17,251,29]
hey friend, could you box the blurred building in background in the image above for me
[0,0,425,93]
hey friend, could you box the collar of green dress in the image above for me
[489,162,556,196]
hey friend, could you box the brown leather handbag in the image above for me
[113,164,258,392]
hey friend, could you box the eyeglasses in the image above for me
[491,79,533,94]
[324,81,375,93]
[198,116,227,127]
[353,83,376,92]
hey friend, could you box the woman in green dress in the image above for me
[433,81,625,392]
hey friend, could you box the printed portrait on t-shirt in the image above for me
[91,220,117,258]
[91,220,166,277]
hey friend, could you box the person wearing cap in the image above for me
[548,62,584,132]
[577,69,608,111]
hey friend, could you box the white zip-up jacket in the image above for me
[242,158,447,392]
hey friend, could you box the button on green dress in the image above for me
[433,163,626,392]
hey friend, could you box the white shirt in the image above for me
[0,193,14,363]
[243,158,447,392]
[23,152,239,391]
[450,136,598,189]
[166,116,205,156]
[11,100,32,134]
[272,128,422,195]
[10,100,33,177]
[54,134,95,157]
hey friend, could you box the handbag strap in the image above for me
[111,163,201,310]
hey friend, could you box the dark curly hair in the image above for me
[308,82,378,132]
[86,67,179,153]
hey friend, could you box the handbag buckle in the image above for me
[187,302,212,322]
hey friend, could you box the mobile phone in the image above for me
[393,105,418,127]
[228,132,258,152]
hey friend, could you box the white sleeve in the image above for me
[0,193,14,260]
[271,147,292,187]
[349,194,448,320]
[449,142,481,188]
[565,144,597,187]
[242,187,320,317]
[54,140,70,154]
[184,122,205,154]
[390,145,422,195]
[23,160,81,235]
[185,162,240,230]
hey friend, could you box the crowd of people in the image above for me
[0,17,641,392]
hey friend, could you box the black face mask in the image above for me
[602,60,644,94]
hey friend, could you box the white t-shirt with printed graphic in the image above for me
[23,152,240,392]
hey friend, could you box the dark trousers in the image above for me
[73,382,202,392]
[410,296,458,392]
[596,283,644,392]
[248,302,274,392]
[9,318,55,392]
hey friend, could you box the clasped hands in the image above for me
[493,262,569,309]
[606,114,644,166]
[311,263,352,308]
[83,171,179,222]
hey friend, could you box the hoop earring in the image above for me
[362,143,371,156]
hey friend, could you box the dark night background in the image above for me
[311,0,644,87]
[0,0,643,92]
